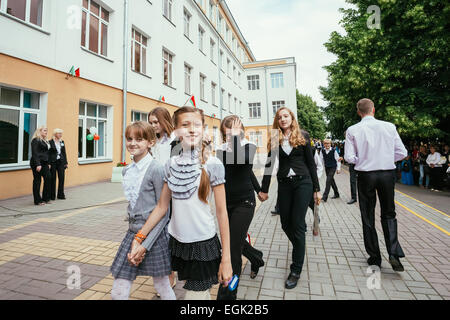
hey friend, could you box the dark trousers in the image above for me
[278,176,313,274]
[429,167,443,190]
[349,164,357,200]
[50,159,66,199]
[31,162,51,205]
[217,199,261,300]
[323,167,339,199]
[357,170,405,260]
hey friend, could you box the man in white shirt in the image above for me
[344,98,407,272]
[321,139,341,202]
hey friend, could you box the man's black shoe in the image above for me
[347,199,357,204]
[367,257,381,268]
[389,255,404,272]
[271,210,279,215]
[322,197,327,203]
[331,195,340,199]
[285,272,300,289]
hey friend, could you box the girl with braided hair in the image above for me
[128,106,232,300]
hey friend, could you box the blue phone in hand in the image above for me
[228,275,239,291]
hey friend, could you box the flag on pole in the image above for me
[66,66,80,79]
[75,68,80,77]
[158,95,166,102]
[188,95,196,107]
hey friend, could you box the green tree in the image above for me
[296,90,327,140]
[321,0,450,141]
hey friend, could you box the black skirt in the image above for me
[169,234,222,291]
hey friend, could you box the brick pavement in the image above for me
[0,169,448,300]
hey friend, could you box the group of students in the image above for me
[110,105,322,300]
[30,127,68,205]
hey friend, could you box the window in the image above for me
[227,58,230,76]
[211,82,217,106]
[0,86,41,166]
[272,100,285,116]
[218,14,223,35]
[81,0,109,56]
[233,66,236,82]
[209,0,215,21]
[238,72,241,86]
[249,131,263,147]
[198,26,205,52]
[248,103,261,119]
[200,74,206,101]
[184,64,192,94]
[226,25,230,45]
[131,111,148,123]
[221,89,225,109]
[131,28,148,74]
[228,93,231,112]
[234,98,237,114]
[271,72,284,88]
[247,75,260,90]
[232,35,236,53]
[210,39,215,62]
[219,50,224,70]
[213,126,219,149]
[162,49,174,87]
[78,101,109,159]
[239,101,242,115]
[2,0,43,27]
[183,8,191,38]
[163,0,173,21]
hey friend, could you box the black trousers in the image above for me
[278,176,313,274]
[323,167,339,199]
[31,162,51,204]
[357,170,405,260]
[429,167,443,190]
[349,164,358,200]
[217,199,262,300]
[50,159,66,200]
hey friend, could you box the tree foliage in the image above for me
[296,90,327,140]
[321,0,450,141]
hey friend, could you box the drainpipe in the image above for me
[264,65,270,138]
[121,0,129,163]
[217,0,224,121]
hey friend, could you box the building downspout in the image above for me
[264,65,270,141]
[121,0,129,163]
[217,0,224,121]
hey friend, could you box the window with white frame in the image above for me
[232,35,236,53]
[248,103,261,119]
[163,0,173,21]
[238,71,241,86]
[81,0,109,56]
[211,82,217,106]
[226,25,230,45]
[249,131,263,147]
[247,75,260,90]
[233,66,236,82]
[219,50,224,70]
[200,74,206,101]
[163,49,174,86]
[131,111,148,123]
[228,93,231,112]
[198,26,205,52]
[239,101,242,115]
[78,101,109,159]
[218,14,223,35]
[0,86,41,166]
[131,28,148,74]
[209,0,215,21]
[272,100,285,116]
[271,72,284,88]
[184,64,192,94]
[234,97,237,114]
[227,58,230,76]
[210,38,215,62]
[221,89,225,109]
[1,0,43,27]
[183,8,191,38]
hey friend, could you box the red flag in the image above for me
[75,68,80,77]
[190,95,196,108]
[162,96,165,102]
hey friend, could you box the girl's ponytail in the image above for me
[198,139,211,204]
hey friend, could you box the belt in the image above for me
[278,175,306,183]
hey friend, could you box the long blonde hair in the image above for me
[267,107,305,150]
[32,126,48,142]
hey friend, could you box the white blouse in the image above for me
[151,132,175,165]
[426,152,442,167]
[122,152,153,209]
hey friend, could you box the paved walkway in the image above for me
[0,169,448,300]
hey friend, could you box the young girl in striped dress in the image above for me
[128,106,232,300]
[110,121,175,300]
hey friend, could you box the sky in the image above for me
[226,0,351,107]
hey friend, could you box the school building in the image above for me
[0,0,297,199]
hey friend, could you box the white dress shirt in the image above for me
[322,147,341,171]
[314,151,324,178]
[122,152,153,209]
[281,134,296,177]
[426,152,442,167]
[55,140,62,160]
[344,116,407,171]
[151,132,175,165]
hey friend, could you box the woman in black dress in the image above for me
[215,116,265,300]
[30,126,52,205]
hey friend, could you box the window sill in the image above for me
[211,60,216,66]
[0,164,30,172]
[163,83,176,91]
[81,47,114,63]
[185,92,191,96]
[163,15,176,28]
[212,104,218,108]
[199,49,206,57]
[0,12,50,35]
[200,99,208,103]
[131,69,152,79]
[184,35,193,44]
[78,158,113,165]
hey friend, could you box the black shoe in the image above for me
[322,197,327,203]
[389,255,404,272]
[285,272,300,289]
[367,257,381,267]
[250,252,265,279]
[347,199,357,204]
[57,196,66,200]
[271,210,279,215]
[332,195,340,199]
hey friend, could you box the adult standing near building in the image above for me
[344,98,407,272]
[426,145,443,191]
[321,139,341,202]
[30,126,52,205]
[49,129,68,200]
